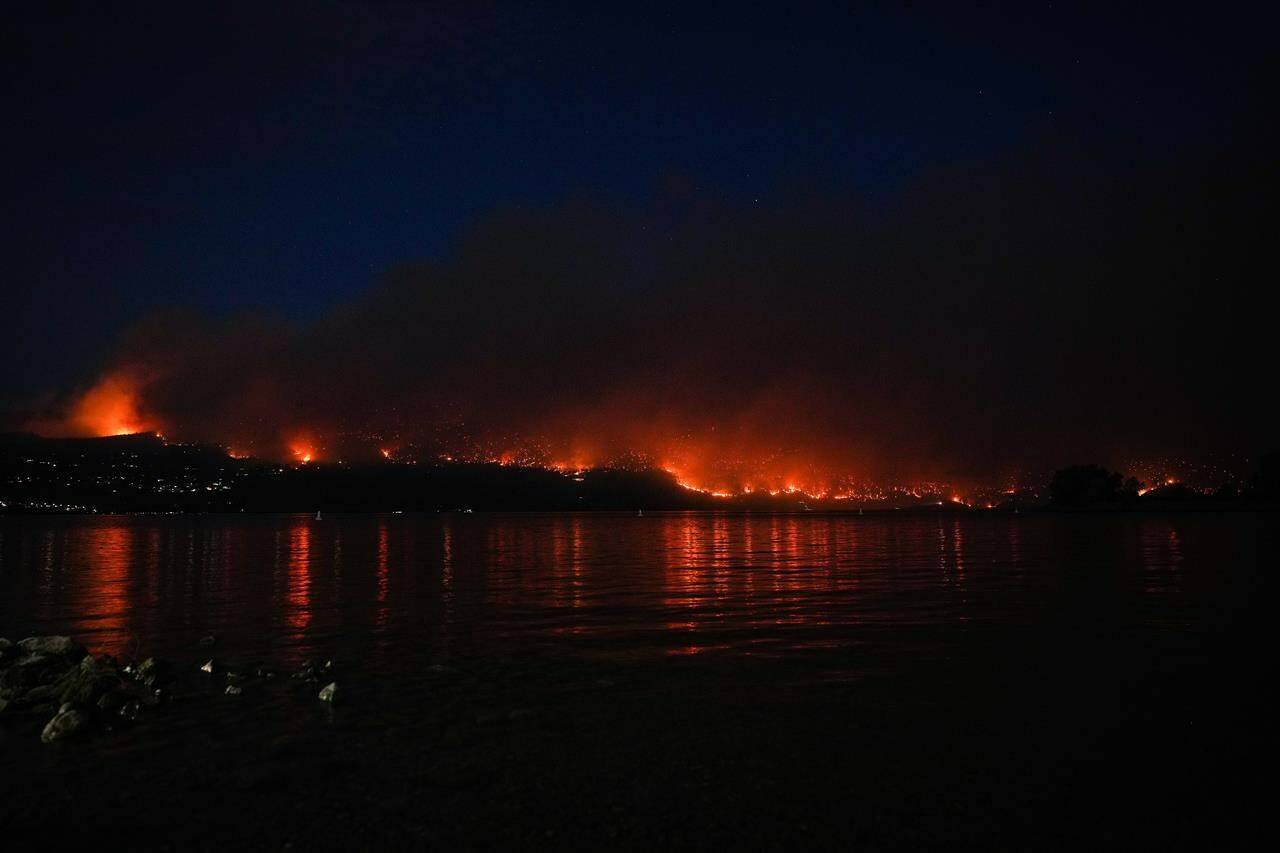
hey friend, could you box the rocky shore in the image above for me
[1,623,1267,849]
[0,635,339,745]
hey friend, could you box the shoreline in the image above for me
[3,512,1270,848]
[4,503,1279,518]
[2,618,1265,849]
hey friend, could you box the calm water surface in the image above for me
[0,512,1258,677]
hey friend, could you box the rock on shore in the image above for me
[41,705,90,743]
[1,635,152,743]
[3,635,355,745]
[18,636,86,659]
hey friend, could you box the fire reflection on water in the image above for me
[0,513,1228,667]
[548,516,585,611]
[374,519,390,632]
[441,521,454,604]
[77,523,132,653]
[285,520,312,638]
[376,520,389,603]
[1140,520,1185,601]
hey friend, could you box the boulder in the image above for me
[41,707,90,743]
[53,655,117,705]
[18,636,86,660]
[23,684,59,705]
[97,691,126,714]
[0,661,43,692]
[14,653,53,669]
[294,659,333,682]
[135,656,170,688]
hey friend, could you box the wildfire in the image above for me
[29,370,155,438]
[673,477,736,498]
[548,458,593,475]
[662,460,843,501]
[65,407,982,506]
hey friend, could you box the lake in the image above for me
[0,511,1270,848]
[0,512,1244,663]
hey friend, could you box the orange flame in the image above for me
[29,370,155,437]
[290,441,316,464]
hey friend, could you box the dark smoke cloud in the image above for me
[29,131,1271,485]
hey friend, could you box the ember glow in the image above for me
[18,370,1011,499]
[16,156,1265,489]
[12,370,1041,502]
[77,378,145,436]
[26,370,155,438]
[290,440,317,465]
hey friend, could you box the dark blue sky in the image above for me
[4,1,1263,408]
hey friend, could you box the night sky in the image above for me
[5,2,1270,485]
